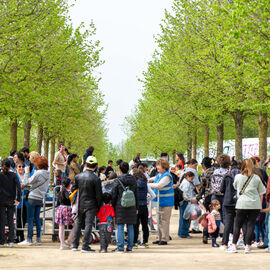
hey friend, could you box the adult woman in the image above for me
[227,159,266,253]
[176,152,185,170]
[29,151,41,176]
[148,158,174,245]
[220,158,241,250]
[133,169,150,248]
[67,154,80,182]
[12,152,24,172]
[178,171,196,238]
[19,156,50,246]
[0,158,21,247]
[15,161,28,243]
[210,154,230,223]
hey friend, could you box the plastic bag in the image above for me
[183,203,202,220]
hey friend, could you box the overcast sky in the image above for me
[69,0,173,145]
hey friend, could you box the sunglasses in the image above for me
[17,166,25,168]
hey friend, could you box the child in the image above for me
[55,169,63,194]
[209,200,221,247]
[55,178,74,250]
[96,193,115,253]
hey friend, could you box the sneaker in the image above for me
[141,243,149,248]
[112,248,124,253]
[99,249,107,253]
[226,246,237,253]
[152,240,160,245]
[126,248,132,252]
[18,240,32,246]
[133,243,139,249]
[72,247,79,251]
[219,245,227,251]
[60,245,70,250]
[158,241,167,245]
[265,248,270,253]
[65,240,72,247]
[202,236,208,244]
[258,244,268,249]
[251,242,258,248]
[34,239,42,245]
[81,247,95,253]
[244,246,251,254]
[7,242,14,248]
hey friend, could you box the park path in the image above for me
[1,210,270,270]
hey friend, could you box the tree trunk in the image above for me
[10,117,18,152]
[50,137,56,184]
[192,128,197,159]
[43,131,50,159]
[233,110,244,161]
[204,124,210,157]
[258,111,268,165]
[23,120,31,149]
[187,130,192,161]
[36,124,43,154]
[217,121,224,157]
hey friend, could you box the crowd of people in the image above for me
[0,145,270,255]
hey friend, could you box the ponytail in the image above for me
[179,171,195,184]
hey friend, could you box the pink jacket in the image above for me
[207,212,217,233]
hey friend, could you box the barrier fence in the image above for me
[12,185,160,242]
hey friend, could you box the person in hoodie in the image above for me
[19,156,50,246]
[112,162,138,253]
[82,145,94,164]
[220,158,241,250]
[210,154,230,223]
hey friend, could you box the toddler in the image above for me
[210,200,221,247]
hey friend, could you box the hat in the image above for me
[86,156,98,165]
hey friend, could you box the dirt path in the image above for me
[1,210,270,270]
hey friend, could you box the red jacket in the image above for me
[96,205,115,224]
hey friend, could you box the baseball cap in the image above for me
[86,156,98,165]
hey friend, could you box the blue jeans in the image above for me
[178,201,190,237]
[117,224,134,251]
[255,221,265,243]
[27,201,41,240]
[268,212,270,247]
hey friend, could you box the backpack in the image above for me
[174,188,184,209]
[103,206,114,232]
[210,169,228,195]
[117,179,136,208]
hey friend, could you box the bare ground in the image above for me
[1,210,270,270]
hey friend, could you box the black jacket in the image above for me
[112,174,138,225]
[220,168,240,207]
[72,170,102,211]
[0,171,21,206]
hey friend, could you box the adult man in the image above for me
[112,162,138,252]
[72,156,102,253]
[105,160,114,177]
[20,147,30,166]
[82,146,94,164]
[53,143,66,178]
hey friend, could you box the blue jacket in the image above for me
[153,171,174,207]
[137,178,148,206]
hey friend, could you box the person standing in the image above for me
[149,158,174,245]
[72,156,102,253]
[53,143,67,179]
[67,154,80,183]
[0,159,21,247]
[112,162,138,253]
[19,156,50,246]
[227,159,266,254]
[105,160,114,177]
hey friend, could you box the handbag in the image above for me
[233,174,253,203]
[102,206,114,232]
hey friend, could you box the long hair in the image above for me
[67,154,78,165]
[133,168,146,180]
[60,178,71,203]
[179,171,195,184]
[241,159,254,177]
